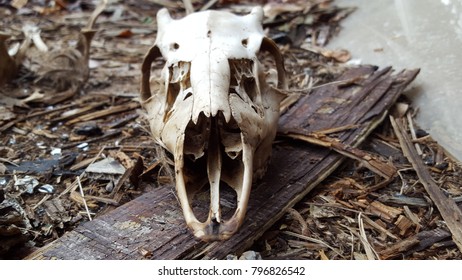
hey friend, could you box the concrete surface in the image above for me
[328,0,462,160]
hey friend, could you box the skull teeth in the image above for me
[173,113,254,241]
[207,118,222,224]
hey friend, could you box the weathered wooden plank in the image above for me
[26,66,419,260]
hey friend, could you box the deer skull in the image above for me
[140,7,286,241]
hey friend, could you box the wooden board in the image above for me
[26,66,419,260]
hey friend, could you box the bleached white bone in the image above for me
[140,7,286,241]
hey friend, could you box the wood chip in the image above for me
[367,201,402,223]
[395,215,414,236]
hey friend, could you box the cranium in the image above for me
[140,7,287,241]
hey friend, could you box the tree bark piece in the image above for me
[366,201,402,223]
[283,132,397,179]
[26,66,419,260]
[379,228,451,259]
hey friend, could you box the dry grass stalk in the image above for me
[283,231,343,257]
[287,208,309,236]
[77,176,92,221]
[358,213,379,260]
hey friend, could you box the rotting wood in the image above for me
[394,215,414,236]
[282,132,396,179]
[379,228,451,259]
[366,201,402,223]
[390,116,462,253]
[25,66,419,260]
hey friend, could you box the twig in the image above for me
[379,235,420,259]
[397,167,414,194]
[284,77,366,93]
[287,208,309,236]
[77,176,92,221]
[361,214,399,240]
[200,0,219,11]
[85,195,119,206]
[58,146,106,198]
[279,92,302,114]
[0,158,19,166]
[110,166,134,203]
[32,194,52,210]
[358,213,380,260]
[65,102,140,125]
[305,202,370,216]
[50,101,107,123]
[379,228,450,259]
[312,124,359,135]
[0,104,75,132]
[182,0,194,14]
[283,231,343,256]
[406,111,423,155]
[403,205,421,227]
[350,232,354,260]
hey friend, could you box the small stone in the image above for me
[239,250,262,260]
[50,148,62,156]
[37,184,55,194]
[74,123,103,136]
[77,143,89,150]
[415,129,429,138]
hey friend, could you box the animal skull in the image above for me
[140,7,287,241]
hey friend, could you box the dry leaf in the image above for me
[11,0,28,10]
[320,49,351,62]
